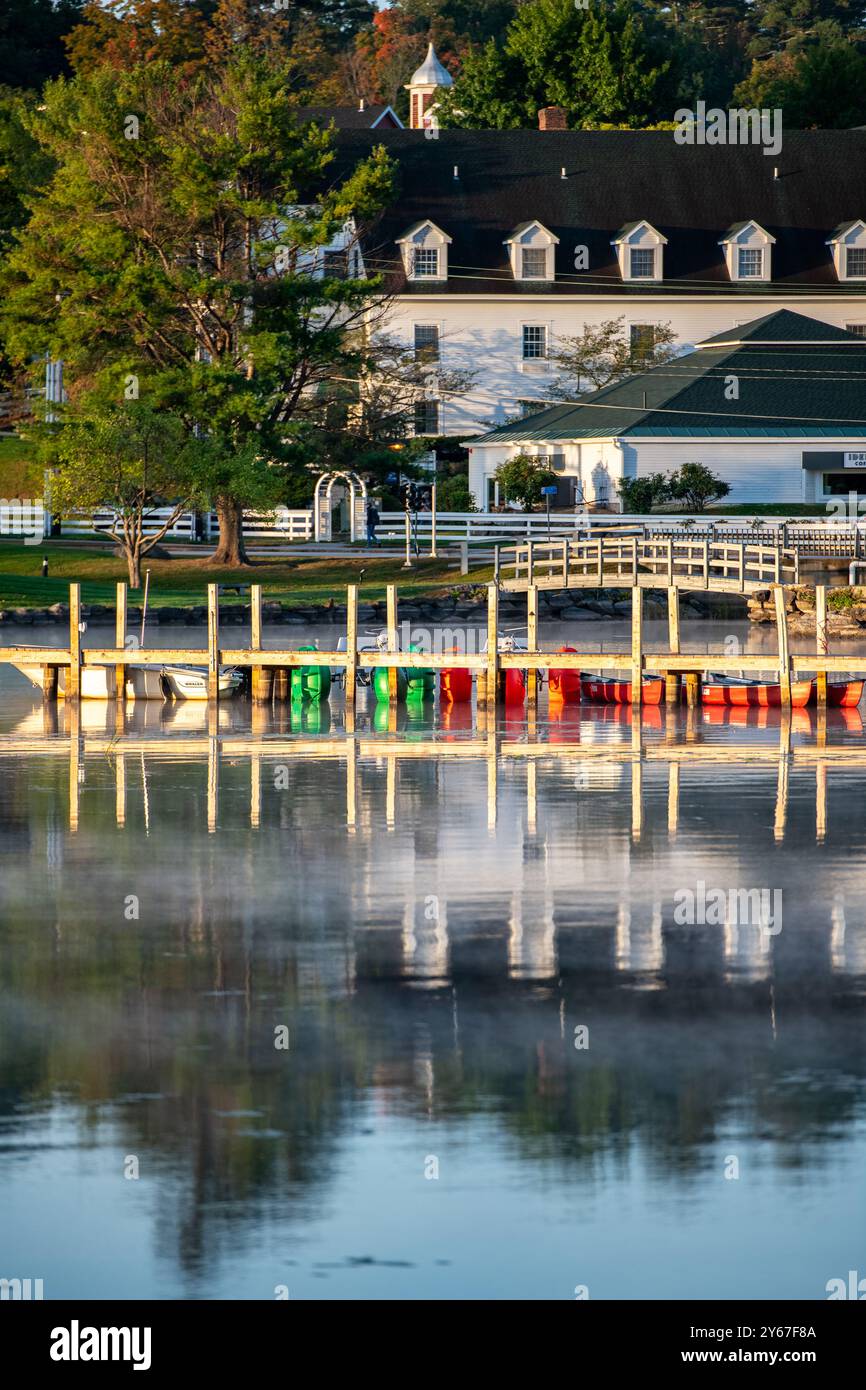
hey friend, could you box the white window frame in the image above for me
[521,323,548,361]
[413,322,441,362]
[504,221,559,282]
[611,222,666,283]
[396,220,451,282]
[413,398,440,435]
[720,222,774,283]
[826,221,866,281]
[737,247,764,280]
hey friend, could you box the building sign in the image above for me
[844,452,866,467]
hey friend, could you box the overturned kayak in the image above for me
[807,678,864,707]
[581,675,664,705]
[702,676,812,709]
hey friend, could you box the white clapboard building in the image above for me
[320,48,866,503]
[465,311,866,509]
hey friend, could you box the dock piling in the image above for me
[774,586,792,708]
[631,587,643,708]
[345,583,358,706]
[815,585,828,708]
[115,583,127,701]
[526,584,538,707]
[207,583,219,703]
[486,583,500,706]
[250,585,265,702]
[68,583,81,700]
[386,583,399,703]
[665,586,681,704]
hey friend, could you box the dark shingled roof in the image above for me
[469,312,866,441]
[329,129,866,297]
[297,105,401,130]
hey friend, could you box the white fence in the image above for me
[56,506,313,542]
[377,510,586,542]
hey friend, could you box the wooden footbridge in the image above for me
[495,534,800,594]
[0,555,861,711]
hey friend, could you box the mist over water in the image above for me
[1,622,865,1300]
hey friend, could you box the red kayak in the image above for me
[702,678,812,709]
[504,668,526,704]
[581,676,664,705]
[439,649,473,704]
[548,646,582,702]
[807,678,864,708]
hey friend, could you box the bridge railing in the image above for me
[499,535,800,592]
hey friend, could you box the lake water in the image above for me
[1,621,865,1300]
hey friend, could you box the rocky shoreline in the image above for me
[748,587,866,638]
[0,588,746,628]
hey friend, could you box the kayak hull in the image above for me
[702,679,812,709]
[581,676,664,705]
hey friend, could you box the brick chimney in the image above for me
[538,106,567,131]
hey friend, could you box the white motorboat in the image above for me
[161,665,243,701]
[8,649,242,701]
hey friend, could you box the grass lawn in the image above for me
[0,540,490,609]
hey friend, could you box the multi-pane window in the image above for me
[414,324,440,363]
[738,247,763,278]
[846,323,866,337]
[522,325,548,359]
[629,324,658,358]
[846,248,866,277]
[414,399,440,434]
[323,250,348,279]
[629,248,655,279]
[521,247,547,280]
[412,247,439,278]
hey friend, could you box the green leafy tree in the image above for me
[494,451,557,510]
[438,0,708,130]
[549,317,678,396]
[45,400,212,587]
[667,461,729,512]
[1,52,396,565]
[733,32,866,127]
[617,472,670,513]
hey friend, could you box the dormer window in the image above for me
[396,219,451,282]
[522,247,547,279]
[828,222,866,280]
[738,247,764,279]
[612,222,667,282]
[720,222,774,282]
[847,248,866,277]
[504,221,558,282]
[413,248,439,278]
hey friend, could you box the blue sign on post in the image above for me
[540,485,558,496]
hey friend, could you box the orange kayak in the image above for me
[702,679,812,708]
[807,679,864,708]
[581,676,664,705]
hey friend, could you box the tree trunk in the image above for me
[208,495,251,567]
[127,548,141,590]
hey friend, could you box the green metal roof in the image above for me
[470,311,866,445]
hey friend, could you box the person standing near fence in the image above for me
[366,498,380,546]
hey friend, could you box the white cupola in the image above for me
[405,42,453,130]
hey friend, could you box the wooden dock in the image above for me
[0,571,861,710]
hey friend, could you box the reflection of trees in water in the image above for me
[2,751,866,1280]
